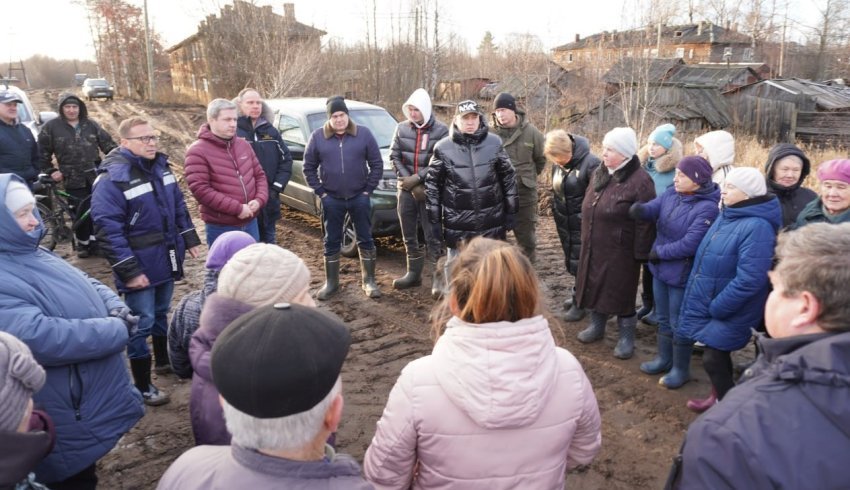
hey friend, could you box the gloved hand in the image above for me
[110,307,140,337]
[400,175,421,192]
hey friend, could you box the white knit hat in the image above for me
[725,167,767,198]
[602,127,638,158]
[4,181,35,213]
[217,244,313,307]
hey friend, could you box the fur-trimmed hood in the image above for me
[322,118,358,139]
[638,137,683,174]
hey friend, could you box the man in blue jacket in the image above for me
[235,88,292,244]
[0,89,39,185]
[303,96,383,300]
[670,222,850,489]
[91,117,202,406]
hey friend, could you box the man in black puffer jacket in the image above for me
[763,143,816,228]
[544,130,601,321]
[235,89,293,244]
[425,100,518,295]
[390,88,449,294]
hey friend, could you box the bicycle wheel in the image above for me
[37,203,72,251]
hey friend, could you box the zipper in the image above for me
[69,364,83,421]
[227,140,249,202]
[413,128,422,174]
[338,137,345,175]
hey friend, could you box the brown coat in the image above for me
[576,156,656,316]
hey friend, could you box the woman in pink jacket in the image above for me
[364,237,602,489]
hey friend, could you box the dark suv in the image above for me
[266,97,400,257]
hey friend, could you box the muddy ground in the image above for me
[29,90,753,489]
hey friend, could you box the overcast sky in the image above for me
[6,0,817,62]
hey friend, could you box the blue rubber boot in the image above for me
[659,342,692,389]
[640,332,673,374]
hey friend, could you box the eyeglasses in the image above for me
[126,135,158,144]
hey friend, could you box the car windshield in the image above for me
[306,109,398,148]
[15,99,33,123]
[88,79,109,87]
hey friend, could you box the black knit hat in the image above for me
[326,96,349,118]
[494,92,517,112]
[211,303,351,419]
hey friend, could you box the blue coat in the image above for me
[633,184,720,287]
[677,195,781,349]
[0,174,144,482]
[303,121,383,199]
[91,148,201,293]
[675,331,850,489]
[0,120,40,183]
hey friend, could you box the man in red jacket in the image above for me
[185,98,268,246]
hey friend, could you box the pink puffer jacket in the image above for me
[364,315,602,489]
[185,124,268,227]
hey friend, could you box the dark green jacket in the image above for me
[490,111,545,194]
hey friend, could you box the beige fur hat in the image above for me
[217,244,313,307]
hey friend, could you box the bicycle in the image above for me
[33,173,93,252]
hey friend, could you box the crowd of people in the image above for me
[1,84,849,489]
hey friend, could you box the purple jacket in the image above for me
[158,444,373,489]
[189,293,255,446]
[632,184,720,287]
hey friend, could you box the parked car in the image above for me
[74,73,88,86]
[1,84,57,137]
[266,97,401,257]
[81,78,114,101]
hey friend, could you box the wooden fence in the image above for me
[727,94,850,147]
[794,112,850,147]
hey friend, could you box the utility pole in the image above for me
[143,0,155,101]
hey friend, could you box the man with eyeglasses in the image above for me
[91,117,203,406]
[38,93,117,257]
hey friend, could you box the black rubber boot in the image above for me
[393,249,425,289]
[130,356,170,406]
[317,254,340,301]
[577,311,608,343]
[359,247,381,298]
[562,294,585,322]
[152,335,171,375]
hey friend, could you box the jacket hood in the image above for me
[759,331,850,438]
[0,173,45,253]
[695,130,735,170]
[764,143,811,192]
[449,115,488,145]
[402,88,433,129]
[199,293,255,336]
[57,93,88,120]
[196,123,233,148]
[723,194,782,231]
[569,134,591,166]
[638,137,683,174]
[234,99,275,126]
[432,315,559,429]
[683,181,721,203]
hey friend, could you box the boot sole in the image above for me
[392,280,422,289]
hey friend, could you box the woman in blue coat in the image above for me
[629,156,719,389]
[0,174,144,488]
[677,167,782,412]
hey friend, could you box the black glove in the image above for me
[648,249,660,264]
[628,202,644,220]
[400,175,421,192]
[110,307,140,337]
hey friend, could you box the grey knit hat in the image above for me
[0,332,46,431]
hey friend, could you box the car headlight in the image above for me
[376,177,397,191]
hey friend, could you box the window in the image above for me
[675,47,685,58]
[567,53,574,63]
[202,78,209,92]
[674,31,683,37]
[723,47,733,59]
[643,48,650,57]
[689,48,694,59]
[743,48,753,61]
[278,114,306,146]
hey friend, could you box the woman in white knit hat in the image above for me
[574,127,656,360]
[676,167,782,412]
[188,243,314,446]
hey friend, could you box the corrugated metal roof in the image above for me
[729,78,850,110]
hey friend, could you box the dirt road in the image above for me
[30,90,732,489]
